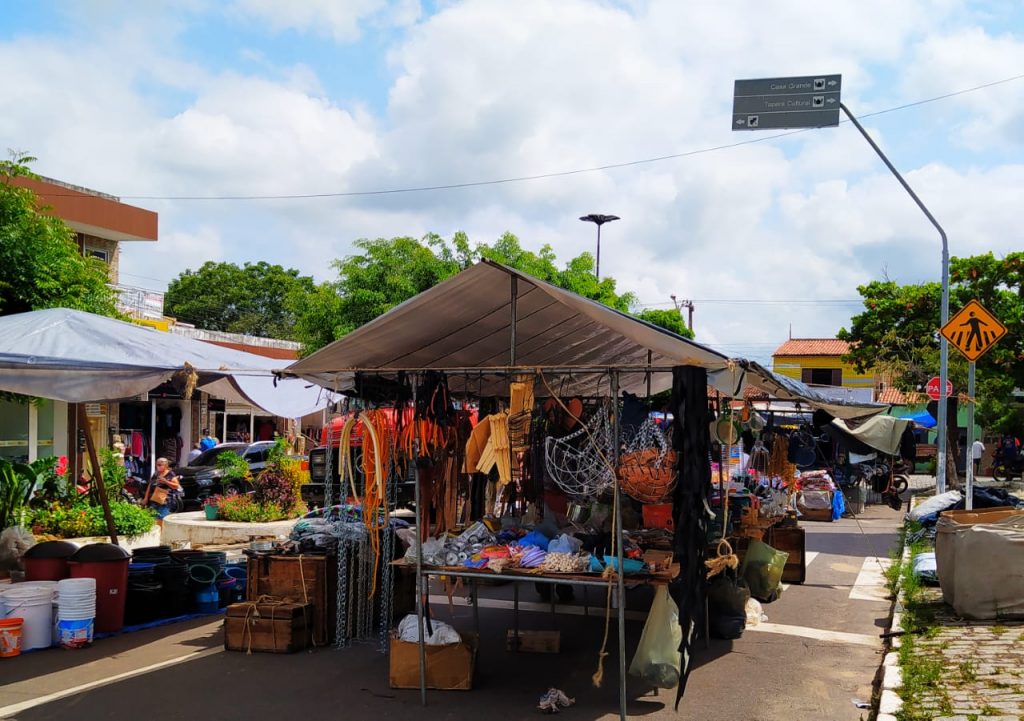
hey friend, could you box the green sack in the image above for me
[628,585,682,688]
[740,539,789,602]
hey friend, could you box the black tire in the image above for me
[891,476,909,494]
[992,464,1008,483]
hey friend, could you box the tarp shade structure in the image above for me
[897,409,937,429]
[0,308,334,417]
[734,360,887,420]
[286,261,887,419]
[829,414,913,456]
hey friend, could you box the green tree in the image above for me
[637,308,694,339]
[165,260,315,340]
[838,252,1024,433]
[0,153,119,317]
[294,232,686,355]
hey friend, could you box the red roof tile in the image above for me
[772,339,851,357]
[877,387,907,404]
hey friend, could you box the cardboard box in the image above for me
[389,632,477,690]
[506,629,560,653]
[224,601,313,654]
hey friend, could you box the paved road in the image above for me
[0,506,900,721]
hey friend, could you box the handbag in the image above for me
[148,484,169,506]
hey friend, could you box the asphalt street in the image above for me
[0,505,900,721]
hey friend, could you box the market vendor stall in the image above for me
[279,260,886,719]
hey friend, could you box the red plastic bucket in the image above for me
[0,618,24,658]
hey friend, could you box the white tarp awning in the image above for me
[0,308,334,417]
[285,261,886,419]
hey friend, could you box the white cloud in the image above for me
[231,0,420,41]
[2,0,1022,363]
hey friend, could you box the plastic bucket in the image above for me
[194,583,219,614]
[57,618,94,649]
[0,618,23,657]
[2,586,55,651]
[57,578,97,623]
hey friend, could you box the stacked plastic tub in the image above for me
[68,544,130,633]
[56,578,96,648]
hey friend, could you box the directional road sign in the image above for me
[926,376,953,401]
[940,299,1007,362]
[732,74,841,130]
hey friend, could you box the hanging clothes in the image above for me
[131,431,144,458]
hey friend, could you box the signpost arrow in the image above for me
[732,74,841,131]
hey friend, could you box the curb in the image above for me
[878,541,909,717]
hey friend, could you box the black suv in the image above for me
[175,441,274,508]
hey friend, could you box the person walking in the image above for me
[187,442,203,464]
[972,438,985,476]
[199,429,217,451]
[144,457,181,526]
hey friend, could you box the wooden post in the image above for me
[76,404,119,545]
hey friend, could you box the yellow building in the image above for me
[772,339,876,401]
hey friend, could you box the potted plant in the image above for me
[203,494,223,521]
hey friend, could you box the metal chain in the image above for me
[335,537,349,648]
[324,416,336,509]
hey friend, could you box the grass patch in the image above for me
[958,660,978,683]
[892,529,954,721]
[990,624,1007,635]
[979,704,999,716]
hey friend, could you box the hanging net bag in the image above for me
[544,405,615,500]
[618,418,677,504]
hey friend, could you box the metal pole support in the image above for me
[840,102,951,494]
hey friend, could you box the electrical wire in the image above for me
[34,72,1024,202]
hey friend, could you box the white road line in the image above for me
[428,594,648,621]
[849,556,893,602]
[0,647,222,717]
[780,550,819,591]
[747,622,878,647]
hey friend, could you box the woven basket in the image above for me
[618,449,678,504]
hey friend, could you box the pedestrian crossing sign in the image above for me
[940,299,1007,362]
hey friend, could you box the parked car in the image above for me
[175,441,275,508]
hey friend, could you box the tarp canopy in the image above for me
[286,261,886,420]
[897,409,937,429]
[829,414,913,456]
[0,308,334,417]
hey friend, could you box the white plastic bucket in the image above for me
[57,578,97,625]
[1,586,55,651]
[57,618,94,649]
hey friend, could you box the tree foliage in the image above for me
[0,153,120,317]
[292,232,688,355]
[165,260,315,340]
[838,252,1024,433]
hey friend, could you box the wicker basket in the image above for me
[618,449,677,504]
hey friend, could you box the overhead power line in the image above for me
[38,73,1024,202]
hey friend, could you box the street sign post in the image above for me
[732,74,841,130]
[940,300,1007,509]
[926,376,953,401]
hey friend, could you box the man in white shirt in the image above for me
[972,439,985,476]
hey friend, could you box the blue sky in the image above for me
[2,1,1022,364]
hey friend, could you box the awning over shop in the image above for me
[829,414,913,456]
[285,261,887,419]
[0,308,334,417]
[897,409,937,429]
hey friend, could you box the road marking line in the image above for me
[849,556,892,601]
[780,551,819,591]
[747,622,878,647]
[0,647,222,717]
[428,594,648,621]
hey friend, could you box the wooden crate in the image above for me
[224,602,312,653]
[769,526,806,584]
[506,629,560,653]
[246,554,337,646]
[389,632,477,690]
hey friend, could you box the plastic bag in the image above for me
[706,570,749,640]
[396,614,462,645]
[741,540,788,602]
[745,598,765,627]
[548,533,582,555]
[628,585,682,688]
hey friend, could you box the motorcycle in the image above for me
[991,455,1024,483]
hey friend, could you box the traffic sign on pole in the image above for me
[732,74,841,130]
[926,376,953,401]
[940,299,1007,362]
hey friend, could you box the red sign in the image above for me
[926,376,953,401]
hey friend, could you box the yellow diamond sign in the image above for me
[940,299,1007,362]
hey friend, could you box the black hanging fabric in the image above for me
[669,365,711,711]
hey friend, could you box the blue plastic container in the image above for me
[194,583,219,614]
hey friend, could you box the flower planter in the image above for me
[204,505,219,521]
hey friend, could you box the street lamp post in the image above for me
[579,214,620,279]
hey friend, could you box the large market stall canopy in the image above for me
[0,308,334,417]
[286,261,886,420]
